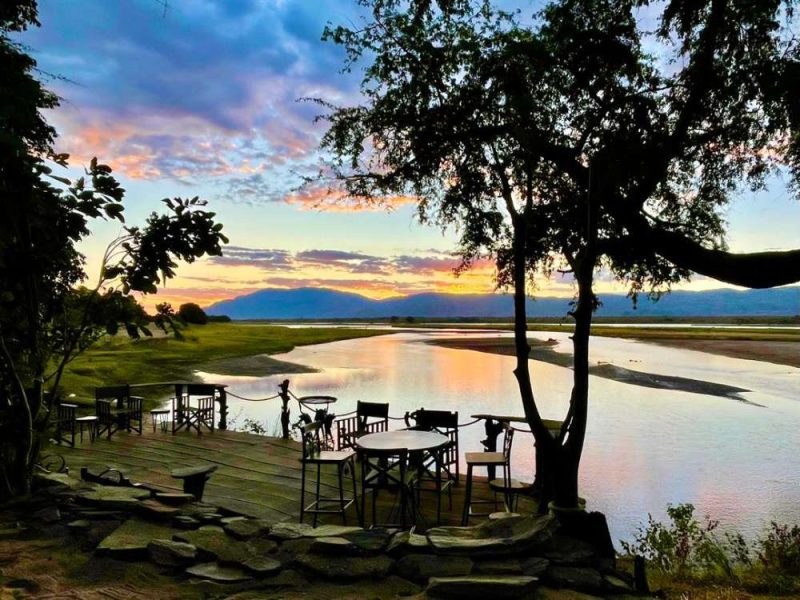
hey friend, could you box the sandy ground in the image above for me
[651,339,800,369]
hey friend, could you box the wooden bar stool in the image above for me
[299,421,359,526]
[461,426,514,525]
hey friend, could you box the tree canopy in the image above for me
[0,1,227,499]
[320,0,800,507]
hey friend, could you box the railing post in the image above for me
[481,417,505,481]
[278,379,291,440]
[217,387,228,430]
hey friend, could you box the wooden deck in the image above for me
[47,423,538,529]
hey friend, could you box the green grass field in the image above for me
[58,323,391,407]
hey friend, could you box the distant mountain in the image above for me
[205,286,800,320]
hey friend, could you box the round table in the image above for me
[356,430,449,452]
[297,395,337,408]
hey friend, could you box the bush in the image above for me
[207,315,231,323]
[622,504,800,595]
[178,302,208,324]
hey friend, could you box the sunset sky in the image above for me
[20,0,800,311]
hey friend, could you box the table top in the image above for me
[471,414,563,431]
[357,430,449,452]
[298,395,337,406]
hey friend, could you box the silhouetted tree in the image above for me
[320,0,800,508]
[178,302,209,325]
[0,1,227,499]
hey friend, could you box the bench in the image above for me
[170,464,218,501]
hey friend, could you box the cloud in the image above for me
[210,246,295,270]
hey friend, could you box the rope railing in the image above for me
[225,391,282,402]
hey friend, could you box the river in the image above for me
[198,329,800,543]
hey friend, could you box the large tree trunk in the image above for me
[552,259,594,508]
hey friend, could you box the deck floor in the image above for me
[48,422,538,529]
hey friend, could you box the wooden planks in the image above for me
[47,424,523,528]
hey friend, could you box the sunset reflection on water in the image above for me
[198,330,800,543]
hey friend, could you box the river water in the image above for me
[198,330,800,543]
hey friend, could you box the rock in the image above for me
[0,523,29,540]
[74,509,125,520]
[268,521,362,540]
[294,552,394,580]
[96,518,179,559]
[186,562,253,583]
[86,520,122,548]
[155,492,196,505]
[426,575,538,599]
[137,499,180,520]
[239,555,282,576]
[545,566,605,594]
[174,515,201,529]
[342,528,391,553]
[67,519,91,532]
[246,537,278,555]
[387,530,431,555]
[396,554,473,582]
[199,513,223,524]
[602,573,635,594]
[32,506,61,523]
[310,536,357,555]
[473,559,523,575]
[224,518,265,540]
[542,535,597,566]
[148,538,197,568]
[174,526,254,564]
[78,486,151,510]
[278,538,315,562]
[521,557,550,577]
[536,587,603,600]
[426,515,557,557]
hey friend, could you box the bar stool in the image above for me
[462,425,514,525]
[150,408,171,432]
[75,415,99,443]
[299,421,360,526]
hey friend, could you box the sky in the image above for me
[18,0,800,311]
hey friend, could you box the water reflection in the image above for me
[198,330,800,543]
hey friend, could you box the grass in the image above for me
[57,322,391,408]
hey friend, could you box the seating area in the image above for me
[52,383,544,530]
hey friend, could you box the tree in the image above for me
[319,0,800,509]
[178,302,209,325]
[0,1,227,499]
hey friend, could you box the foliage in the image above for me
[0,1,227,499]
[319,0,800,507]
[178,302,208,325]
[207,315,231,323]
[622,504,800,594]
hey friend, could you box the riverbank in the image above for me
[426,337,764,402]
[418,325,800,369]
[59,323,391,408]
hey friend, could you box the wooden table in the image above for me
[357,430,450,526]
[357,430,449,453]
[471,413,563,484]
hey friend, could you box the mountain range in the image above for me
[206,286,800,320]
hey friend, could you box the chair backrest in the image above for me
[301,421,323,460]
[95,385,130,401]
[186,384,217,398]
[357,401,389,432]
[57,402,76,423]
[96,399,113,423]
[409,408,458,432]
[128,396,143,418]
[502,426,515,460]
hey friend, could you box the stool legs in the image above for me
[462,464,474,525]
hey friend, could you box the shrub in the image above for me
[178,302,208,324]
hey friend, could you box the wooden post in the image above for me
[278,379,291,440]
[217,387,228,430]
[481,418,505,481]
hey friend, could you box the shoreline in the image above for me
[425,337,774,403]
